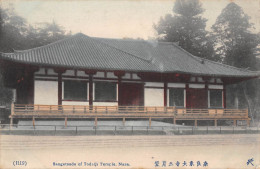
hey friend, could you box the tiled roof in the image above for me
[1,33,259,77]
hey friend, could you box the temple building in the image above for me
[0,33,259,126]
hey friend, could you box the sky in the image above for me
[1,0,260,39]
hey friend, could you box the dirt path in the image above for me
[0,134,260,169]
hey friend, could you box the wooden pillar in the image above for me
[65,117,68,127]
[149,117,152,127]
[117,76,122,105]
[173,117,176,125]
[214,119,217,127]
[32,117,35,127]
[164,82,167,107]
[58,73,62,105]
[194,120,197,127]
[247,120,250,127]
[89,74,93,106]
[95,117,98,126]
[185,84,189,108]
[123,117,125,126]
[54,69,66,105]
[205,83,208,108]
[114,71,125,106]
[233,119,237,126]
[10,117,13,129]
[223,84,226,108]
[85,70,97,106]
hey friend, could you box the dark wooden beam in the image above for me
[57,72,62,105]
[223,84,226,108]
[114,71,125,77]
[164,82,167,107]
[84,71,96,106]
[89,74,93,106]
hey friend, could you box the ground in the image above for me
[0,134,259,169]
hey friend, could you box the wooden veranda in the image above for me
[10,104,250,127]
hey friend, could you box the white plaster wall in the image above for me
[216,78,223,83]
[122,73,131,79]
[34,80,58,105]
[168,83,185,88]
[144,88,164,106]
[197,77,204,82]
[62,101,89,106]
[208,85,223,89]
[189,84,205,88]
[35,68,45,75]
[95,72,105,78]
[93,102,118,106]
[48,69,57,75]
[145,82,164,87]
[77,71,88,77]
[107,72,117,78]
[132,73,141,80]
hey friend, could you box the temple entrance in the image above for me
[186,88,208,109]
[119,83,144,106]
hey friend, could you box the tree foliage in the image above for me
[0,7,69,52]
[212,3,260,122]
[154,0,215,60]
[0,5,69,105]
[212,2,258,69]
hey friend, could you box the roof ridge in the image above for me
[90,36,154,63]
[11,33,83,53]
[93,37,145,42]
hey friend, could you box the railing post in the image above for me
[194,120,197,127]
[10,117,13,130]
[32,116,35,129]
[64,117,67,127]
[11,103,14,115]
[149,117,152,128]
[95,117,98,126]
[10,103,14,129]
[233,119,237,126]
[214,119,217,127]
[123,117,125,126]
[25,105,28,114]
[247,120,250,127]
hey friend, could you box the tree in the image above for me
[154,0,215,60]
[0,5,70,109]
[0,6,69,52]
[212,2,258,69]
[212,3,259,122]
